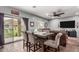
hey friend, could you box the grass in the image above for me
[4,27,21,38]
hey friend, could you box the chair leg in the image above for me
[54,48,57,52]
[38,42,41,49]
[28,42,31,52]
[26,43,29,52]
[57,46,60,52]
[44,45,46,52]
[34,44,36,52]
[55,47,60,52]
[36,43,37,49]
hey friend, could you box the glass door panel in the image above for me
[13,18,22,41]
[4,16,21,44]
[4,17,13,43]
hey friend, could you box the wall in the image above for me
[48,19,59,30]
[20,11,48,31]
[48,16,79,37]
[0,6,48,31]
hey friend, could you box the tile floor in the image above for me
[0,37,79,52]
[60,37,79,52]
[0,40,25,52]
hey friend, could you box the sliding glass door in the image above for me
[4,17,13,43]
[4,16,21,44]
[13,18,21,41]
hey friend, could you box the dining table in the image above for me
[34,32,54,52]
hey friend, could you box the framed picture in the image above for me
[30,22,34,27]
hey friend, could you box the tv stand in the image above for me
[66,30,77,37]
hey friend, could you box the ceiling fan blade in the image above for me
[53,12,64,16]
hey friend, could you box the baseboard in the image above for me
[4,39,23,45]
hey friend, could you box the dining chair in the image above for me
[22,31,29,51]
[27,32,41,52]
[44,32,63,52]
[42,28,50,33]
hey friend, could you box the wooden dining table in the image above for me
[34,32,54,52]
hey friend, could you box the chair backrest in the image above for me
[42,29,50,33]
[28,32,37,44]
[28,33,33,43]
[55,33,63,47]
[22,31,28,42]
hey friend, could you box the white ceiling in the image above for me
[12,6,79,20]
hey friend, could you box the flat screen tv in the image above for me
[60,21,75,28]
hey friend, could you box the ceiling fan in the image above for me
[47,9,65,18]
[53,9,65,17]
[53,12,64,17]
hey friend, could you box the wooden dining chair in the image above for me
[42,28,50,33]
[27,32,41,52]
[44,33,63,52]
[22,31,29,51]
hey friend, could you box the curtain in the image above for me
[0,13,4,46]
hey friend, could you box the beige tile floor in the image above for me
[0,41,24,52]
[0,37,79,52]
